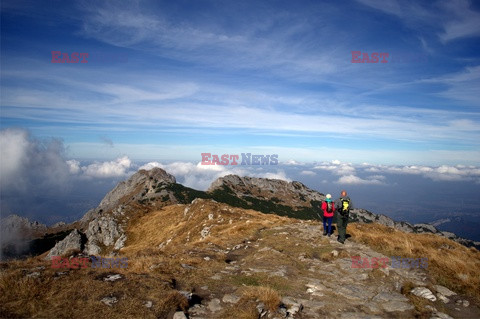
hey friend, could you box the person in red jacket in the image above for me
[322,194,335,236]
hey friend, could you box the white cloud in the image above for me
[310,160,480,184]
[261,171,291,181]
[138,161,162,171]
[314,160,356,175]
[0,128,30,188]
[336,174,385,185]
[419,66,480,106]
[300,170,316,176]
[283,159,303,165]
[67,160,81,174]
[356,0,480,43]
[81,156,133,178]
[0,128,71,193]
[361,163,480,183]
[438,0,480,43]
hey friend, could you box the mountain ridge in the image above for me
[2,167,479,261]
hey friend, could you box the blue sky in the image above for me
[1,0,480,165]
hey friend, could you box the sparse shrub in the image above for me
[155,290,189,318]
[239,286,281,312]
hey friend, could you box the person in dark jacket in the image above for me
[335,190,353,244]
[321,194,335,236]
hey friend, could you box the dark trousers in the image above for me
[323,216,333,234]
[337,215,348,241]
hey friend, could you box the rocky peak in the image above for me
[97,167,176,212]
[80,167,176,224]
[208,174,324,209]
[75,167,177,255]
[0,214,47,232]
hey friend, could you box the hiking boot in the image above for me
[323,231,327,236]
[327,233,332,237]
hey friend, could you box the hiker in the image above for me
[321,194,335,236]
[335,190,353,244]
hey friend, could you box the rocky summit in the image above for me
[1,168,480,319]
[208,174,325,209]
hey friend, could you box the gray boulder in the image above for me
[410,287,437,301]
[414,223,438,234]
[45,229,83,259]
[84,216,122,254]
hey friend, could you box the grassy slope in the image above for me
[1,199,480,318]
[0,200,292,318]
[349,223,480,300]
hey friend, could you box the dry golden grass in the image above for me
[123,199,290,259]
[240,286,281,312]
[3,199,479,318]
[221,286,282,319]
[0,258,182,319]
[350,223,480,301]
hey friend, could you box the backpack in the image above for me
[340,198,350,215]
[326,201,333,213]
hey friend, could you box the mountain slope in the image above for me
[2,198,479,318]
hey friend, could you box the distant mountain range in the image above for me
[430,217,480,242]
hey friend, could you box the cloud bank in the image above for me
[312,160,480,185]
[0,128,71,195]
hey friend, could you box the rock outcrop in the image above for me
[76,168,178,255]
[208,174,325,209]
[84,216,124,255]
[45,229,83,259]
[80,167,176,224]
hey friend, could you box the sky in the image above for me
[1,1,480,240]
[1,0,479,165]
